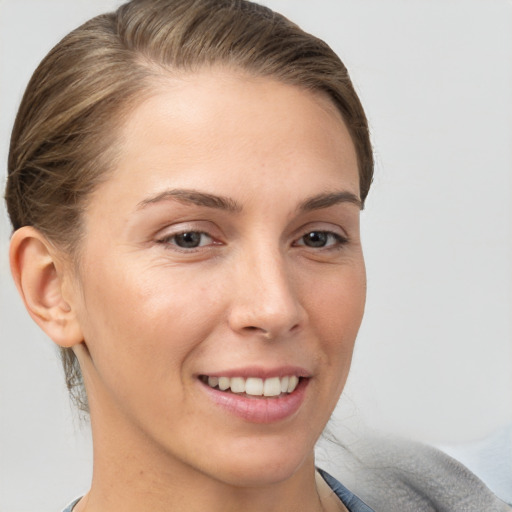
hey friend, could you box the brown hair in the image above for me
[5,0,373,412]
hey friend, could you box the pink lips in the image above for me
[198,367,310,424]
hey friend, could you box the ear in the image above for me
[9,226,83,348]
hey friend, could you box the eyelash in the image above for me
[157,229,348,252]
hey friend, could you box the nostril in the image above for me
[242,325,273,339]
[243,326,264,333]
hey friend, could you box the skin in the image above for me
[11,69,365,512]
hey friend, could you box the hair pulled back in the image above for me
[5,0,373,412]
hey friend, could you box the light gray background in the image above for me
[1,1,511,511]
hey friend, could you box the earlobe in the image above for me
[9,226,83,348]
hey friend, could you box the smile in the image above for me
[200,375,300,397]
[199,373,309,423]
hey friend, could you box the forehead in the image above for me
[96,69,360,208]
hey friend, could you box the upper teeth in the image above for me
[206,375,299,396]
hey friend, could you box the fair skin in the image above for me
[10,69,365,512]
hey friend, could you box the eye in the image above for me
[159,231,214,249]
[295,230,347,249]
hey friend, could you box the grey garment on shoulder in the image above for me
[439,424,512,504]
[332,436,512,512]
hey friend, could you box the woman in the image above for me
[6,1,372,511]
[4,1,509,512]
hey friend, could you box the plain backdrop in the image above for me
[1,1,511,511]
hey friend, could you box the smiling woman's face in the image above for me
[69,69,366,488]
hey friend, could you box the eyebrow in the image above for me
[137,189,242,212]
[137,188,362,212]
[298,191,362,211]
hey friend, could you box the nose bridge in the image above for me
[229,241,303,338]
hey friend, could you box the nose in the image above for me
[227,248,305,340]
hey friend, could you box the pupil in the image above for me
[176,232,201,248]
[305,231,327,247]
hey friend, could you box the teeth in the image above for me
[204,375,300,396]
[218,376,230,391]
[263,377,281,397]
[230,377,245,393]
[245,377,263,396]
[288,375,299,393]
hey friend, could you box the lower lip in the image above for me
[199,378,309,424]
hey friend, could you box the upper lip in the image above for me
[198,365,311,379]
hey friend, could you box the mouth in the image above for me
[199,375,301,398]
[197,368,310,423]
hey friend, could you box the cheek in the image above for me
[311,263,366,330]
[73,260,229,427]
[76,259,222,378]
[305,263,366,370]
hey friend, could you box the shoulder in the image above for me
[327,436,512,512]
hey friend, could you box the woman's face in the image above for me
[70,70,365,486]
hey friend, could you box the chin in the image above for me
[198,434,316,488]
